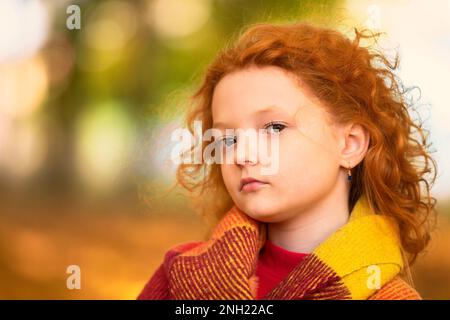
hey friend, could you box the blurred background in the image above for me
[0,0,449,299]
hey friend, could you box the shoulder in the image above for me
[152,240,205,274]
[137,241,205,300]
[368,276,422,300]
[161,240,206,266]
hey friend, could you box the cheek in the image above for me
[220,163,238,191]
[277,133,338,190]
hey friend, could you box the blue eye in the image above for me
[264,122,287,133]
[218,136,237,147]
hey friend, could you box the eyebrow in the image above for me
[212,105,283,129]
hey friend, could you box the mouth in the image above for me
[239,177,269,193]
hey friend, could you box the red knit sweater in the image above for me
[255,240,308,299]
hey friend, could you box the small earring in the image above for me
[347,162,352,181]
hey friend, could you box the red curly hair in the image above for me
[177,21,438,265]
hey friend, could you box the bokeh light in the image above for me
[0,0,49,63]
[147,0,211,39]
[75,101,136,193]
[78,1,138,72]
[0,55,48,118]
[0,116,47,180]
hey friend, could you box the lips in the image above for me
[239,177,269,192]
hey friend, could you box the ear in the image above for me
[338,123,370,169]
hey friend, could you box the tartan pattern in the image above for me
[169,227,259,299]
[368,277,421,300]
[265,253,351,300]
[138,196,422,300]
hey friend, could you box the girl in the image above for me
[138,22,437,300]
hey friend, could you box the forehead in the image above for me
[211,65,315,126]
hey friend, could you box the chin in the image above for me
[237,199,281,223]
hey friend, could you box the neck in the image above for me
[267,182,350,254]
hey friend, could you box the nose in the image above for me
[235,134,258,166]
[242,159,256,166]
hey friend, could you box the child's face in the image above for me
[211,65,347,223]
